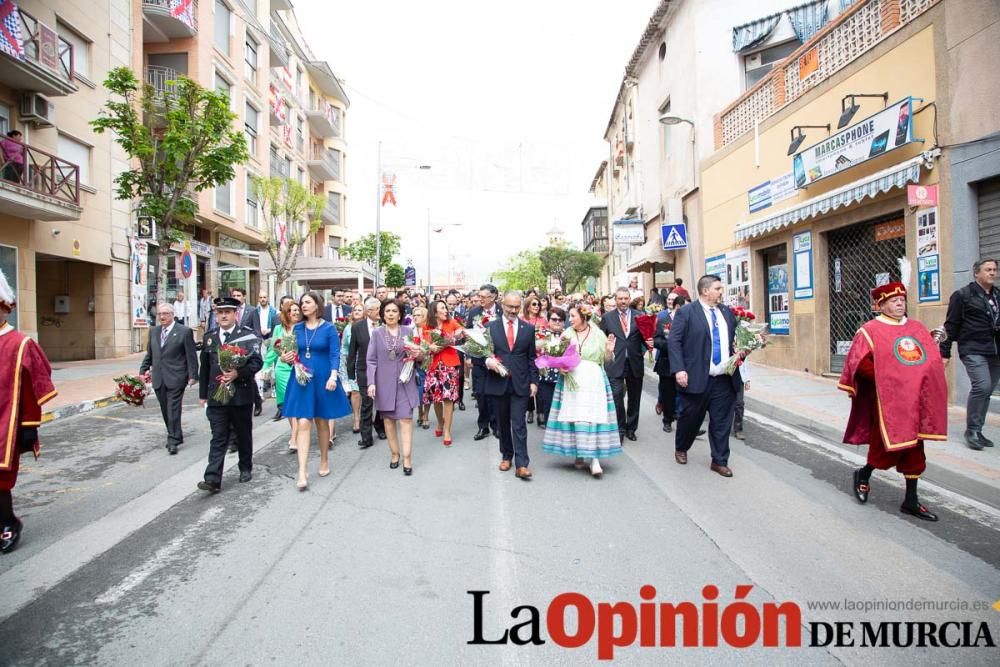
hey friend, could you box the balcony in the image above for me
[0,138,82,221]
[145,65,181,98]
[142,0,198,43]
[717,0,941,149]
[306,100,340,138]
[307,147,340,182]
[321,193,341,225]
[0,9,76,97]
[268,22,289,67]
[269,151,289,179]
[585,237,610,254]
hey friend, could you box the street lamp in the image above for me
[658,114,697,287]
[426,215,462,291]
[374,140,431,287]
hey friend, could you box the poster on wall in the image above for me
[916,207,938,256]
[793,231,814,299]
[130,238,149,328]
[768,264,790,335]
[792,97,916,189]
[705,250,751,308]
[918,254,941,303]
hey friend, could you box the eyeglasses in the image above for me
[548,316,562,322]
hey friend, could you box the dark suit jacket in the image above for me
[347,318,378,387]
[198,325,264,406]
[484,317,539,397]
[140,324,198,390]
[324,303,352,322]
[600,308,646,378]
[247,305,278,340]
[652,311,675,376]
[466,304,501,368]
[666,302,743,395]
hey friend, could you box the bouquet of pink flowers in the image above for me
[724,307,768,375]
[535,334,581,390]
[212,344,250,403]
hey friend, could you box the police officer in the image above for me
[197,296,263,493]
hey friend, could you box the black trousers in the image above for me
[359,391,385,445]
[675,376,737,466]
[609,372,643,434]
[493,393,529,468]
[535,381,556,423]
[657,373,677,424]
[205,404,253,485]
[456,352,466,404]
[733,383,745,432]
[154,385,186,447]
[472,364,495,431]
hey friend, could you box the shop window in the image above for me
[761,243,789,335]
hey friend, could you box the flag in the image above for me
[0,0,24,60]
[381,172,397,207]
[169,0,195,29]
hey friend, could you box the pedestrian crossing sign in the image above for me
[661,223,688,250]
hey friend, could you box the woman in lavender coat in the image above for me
[366,299,422,475]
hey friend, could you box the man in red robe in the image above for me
[838,281,947,521]
[0,268,57,553]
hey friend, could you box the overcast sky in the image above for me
[294,0,661,287]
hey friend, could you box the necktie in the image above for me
[160,327,168,347]
[710,308,722,365]
[222,330,230,344]
[506,318,515,349]
[620,310,628,336]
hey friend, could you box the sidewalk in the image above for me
[741,361,1000,504]
[42,353,147,423]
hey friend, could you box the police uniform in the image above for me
[198,297,263,491]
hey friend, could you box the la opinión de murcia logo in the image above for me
[468,587,997,660]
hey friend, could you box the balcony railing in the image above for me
[0,9,76,97]
[308,147,340,182]
[716,0,940,149]
[145,65,181,97]
[0,137,80,206]
[270,152,289,179]
[585,237,610,254]
[322,194,341,225]
[268,22,289,67]
[306,99,341,138]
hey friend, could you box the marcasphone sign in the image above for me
[792,97,916,189]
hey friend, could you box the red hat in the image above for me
[871,281,906,305]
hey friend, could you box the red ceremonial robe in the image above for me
[837,315,947,450]
[0,327,57,474]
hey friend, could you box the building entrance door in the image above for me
[827,215,907,373]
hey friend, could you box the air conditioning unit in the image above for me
[20,92,54,128]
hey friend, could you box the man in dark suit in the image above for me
[324,290,352,321]
[600,286,651,442]
[140,303,199,454]
[347,297,386,448]
[484,290,539,479]
[667,275,745,478]
[466,284,502,440]
[230,287,263,417]
[652,295,681,434]
[197,297,263,492]
[249,291,278,341]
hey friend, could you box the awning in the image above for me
[732,14,781,52]
[734,151,938,243]
[787,0,829,43]
[627,246,673,273]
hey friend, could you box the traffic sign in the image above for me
[180,251,193,279]
[661,223,688,250]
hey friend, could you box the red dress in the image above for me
[421,318,462,404]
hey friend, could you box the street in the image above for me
[0,384,998,666]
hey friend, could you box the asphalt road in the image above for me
[0,385,998,666]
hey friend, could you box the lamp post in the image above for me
[426,216,462,291]
[374,144,430,288]
[658,114,697,287]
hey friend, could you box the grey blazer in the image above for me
[140,324,199,390]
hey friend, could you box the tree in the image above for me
[492,250,546,292]
[384,263,405,288]
[341,232,402,272]
[539,246,604,293]
[91,67,249,301]
[254,177,325,294]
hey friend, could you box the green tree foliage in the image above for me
[253,177,325,294]
[91,67,249,301]
[539,246,604,293]
[341,232,402,272]
[492,250,547,292]
[384,263,405,288]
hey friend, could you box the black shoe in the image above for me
[734,430,745,440]
[239,470,252,483]
[474,429,490,441]
[352,427,361,433]
[852,469,870,504]
[404,466,413,476]
[0,517,23,554]
[358,440,374,449]
[628,431,638,441]
[458,401,466,411]
[978,432,995,448]
[492,429,500,440]
[965,430,984,450]
[695,429,706,438]
[376,432,387,441]
[662,423,673,433]
[900,503,938,521]
[526,412,534,424]
[253,402,263,417]
[167,444,178,455]
[390,458,400,469]
[227,445,237,453]
[271,407,283,422]
[197,480,221,494]
[538,421,547,430]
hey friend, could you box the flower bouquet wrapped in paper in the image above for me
[457,326,508,377]
[274,331,297,358]
[293,359,314,386]
[114,374,148,407]
[535,334,581,390]
[333,317,350,335]
[212,344,250,403]
[400,332,428,383]
[724,307,768,376]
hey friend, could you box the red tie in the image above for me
[506,319,515,349]
[619,310,628,336]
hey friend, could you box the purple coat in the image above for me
[366,325,420,414]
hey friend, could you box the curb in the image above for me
[41,394,121,424]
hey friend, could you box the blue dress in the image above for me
[282,321,352,419]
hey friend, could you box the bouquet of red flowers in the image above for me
[401,332,428,382]
[724,307,768,375]
[635,312,658,352]
[212,343,250,404]
[334,317,350,335]
[535,333,581,390]
[114,374,148,407]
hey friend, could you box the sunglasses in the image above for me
[548,316,562,322]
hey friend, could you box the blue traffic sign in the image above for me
[661,223,688,250]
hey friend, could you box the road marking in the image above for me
[86,414,161,426]
[489,449,528,667]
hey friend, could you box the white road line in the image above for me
[489,450,528,667]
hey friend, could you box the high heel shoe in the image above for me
[296,474,309,490]
[443,439,452,447]
[403,465,413,476]
[389,456,400,469]
[318,466,331,477]
[434,429,443,437]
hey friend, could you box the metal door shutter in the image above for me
[978,176,1000,259]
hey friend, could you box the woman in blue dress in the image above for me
[279,291,351,489]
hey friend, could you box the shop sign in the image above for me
[748,172,796,214]
[907,184,938,207]
[612,219,645,245]
[189,240,214,257]
[218,233,251,251]
[874,219,905,242]
[404,266,416,286]
[792,97,916,189]
[797,47,819,80]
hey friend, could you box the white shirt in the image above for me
[219,326,236,342]
[367,318,378,337]
[699,300,730,377]
[258,304,271,335]
[160,323,174,340]
[172,300,188,322]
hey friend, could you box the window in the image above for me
[0,103,9,135]
[658,41,666,62]
[743,39,801,88]
[215,178,233,214]
[57,133,91,185]
[284,157,292,179]
[214,71,232,105]
[244,102,258,153]
[296,116,304,153]
[214,0,231,55]
[245,172,258,228]
[296,67,304,99]
[244,34,258,82]
[57,22,90,80]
